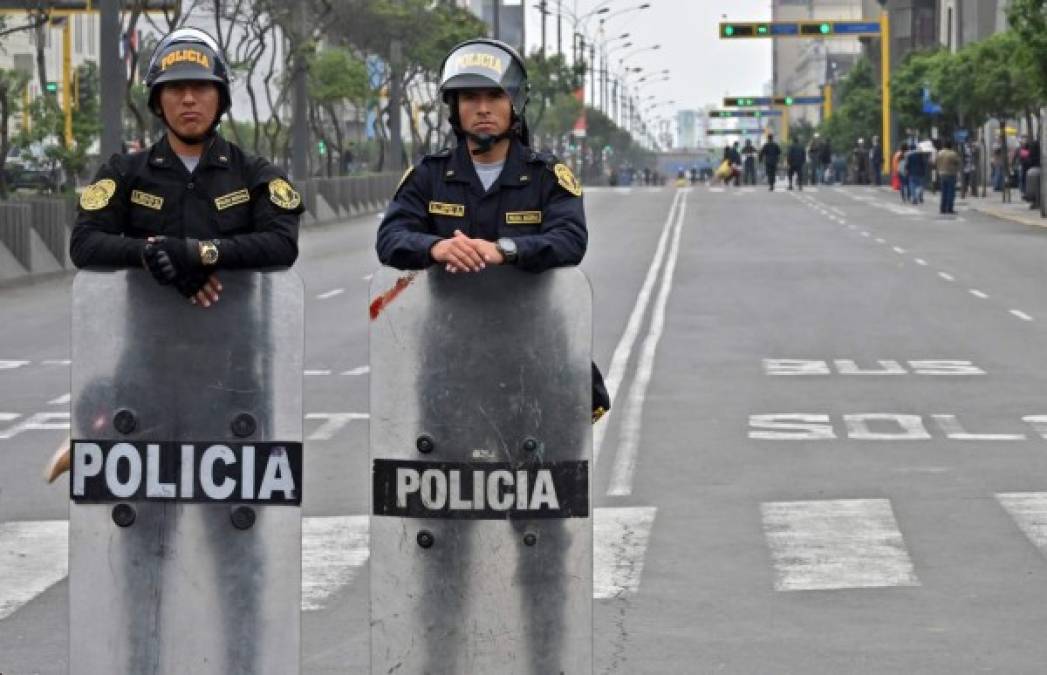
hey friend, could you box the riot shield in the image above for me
[369,266,593,674]
[69,269,304,675]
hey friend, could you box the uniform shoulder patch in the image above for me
[268,178,301,210]
[553,163,583,197]
[80,178,117,211]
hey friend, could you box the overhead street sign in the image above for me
[706,129,763,136]
[719,20,881,39]
[709,110,783,118]
[723,96,824,107]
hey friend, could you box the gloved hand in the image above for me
[142,238,177,285]
[173,269,211,298]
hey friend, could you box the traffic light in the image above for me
[800,22,832,36]
[45,81,58,94]
[720,23,752,38]
[783,96,794,106]
[317,140,327,155]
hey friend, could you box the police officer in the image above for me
[375,38,609,420]
[50,28,303,483]
[69,27,303,307]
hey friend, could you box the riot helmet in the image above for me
[439,39,530,152]
[145,28,231,136]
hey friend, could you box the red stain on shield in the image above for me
[369,272,418,321]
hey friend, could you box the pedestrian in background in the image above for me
[905,142,927,204]
[787,137,806,191]
[852,138,869,185]
[742,139,757,185]
[808,133,822,185]
[892,143,907,201]
[870,136,884,186]
[961,138,978,199]
[759,134,782,191]
[936,139,961,214]
[820,138,833,184]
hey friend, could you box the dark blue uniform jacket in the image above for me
[376,139,587,273]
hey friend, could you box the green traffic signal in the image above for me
[819,23,831,34]
[757,24,769,35]
[784,96,794,106]
[45,81,58,93]
[724,25,735,37]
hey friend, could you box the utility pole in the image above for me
[492,0,500,40]
[388,39,405,170]
[557,0,562,56]
[540,0,547,55]
[99,0,123,157]
[291,2,309,180]
[589,44,596,109]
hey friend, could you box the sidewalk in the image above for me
[964,197,1047,229]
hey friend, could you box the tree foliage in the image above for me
[818,57,881,154]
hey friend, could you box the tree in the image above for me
[0,68,30,198]
[1007,0,1047,100]
[307,47,369,175]
[818,57,881,155]
[524,52,585,150]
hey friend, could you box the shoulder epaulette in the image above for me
[422,148,452,161]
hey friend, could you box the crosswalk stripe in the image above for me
[0,520,68,620]
[997,492,1047,554]
[593,507,657,599]
[761,498,920,591]
[0,507,658,619]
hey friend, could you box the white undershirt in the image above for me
[473,159,505,192]
[178,154,200,174]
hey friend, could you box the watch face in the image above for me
[201,243,219,265]
[498,238,517,256]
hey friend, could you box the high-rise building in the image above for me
[772,0,865,127]
[937,0,1011,53]
[459,0,526,54]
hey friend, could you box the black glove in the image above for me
[142,239,177,285]
[173,268,211,298]
[154,236,199,277]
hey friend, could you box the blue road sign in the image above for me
[832,21,881,35]
[770,23,799,36]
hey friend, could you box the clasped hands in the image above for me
[141,236,222,308]
[430,229,504,273]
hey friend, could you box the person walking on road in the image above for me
[759,134,781,191]
[870,136,884,186]
[807,133,822,185]
[961,138,978,199]
[787,137,806,191]
[742,139,757,185]
[905,142,928,205]
[819,138,833,184]
[852,138,869,185]
[894,143,909,203]
[936,139,961,214]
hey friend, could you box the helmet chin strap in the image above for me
[467,130,513,156]
[169,126,214,147]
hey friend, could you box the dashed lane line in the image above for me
[914,258,928,266]
[969,289,989,299]
[1010,310,1035,322]
[893,246,907,254]
[938,272,955,282]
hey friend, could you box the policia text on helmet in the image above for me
[439,39,531,157]
[144,28,232,148]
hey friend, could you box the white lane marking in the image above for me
[341,366,370,376]
[305,412,370,440]
[0,413,20,425]
[827,205,845,215]
[362,274,374,281]
[893,246,906,254]
[607,193,689,496]
[835,359,906,375]
[0,521,68,620]
[875,238,886,244]
[969,289,989,299]
[594,190,684,464]
[932,414,1025,440]
[0,360,30,370]
[0,412,69,439]
[1011,310,1034,322]
[998,493,1047,557]
[304,370,332,376]
[593,507,658,599]
[914,258,928,266]
[301,516,369,611]
[48,393,70,406]
[41,360,70,366]
[938,272,955,282]
[860,231,871,238]
[708,187,725,193]
[0,507,655,620]
[761,499,920,591]
[317,288,345,300]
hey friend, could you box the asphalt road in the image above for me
[4,181,1047,673]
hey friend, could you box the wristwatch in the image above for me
[495,237,518,264]
[199,240,220,266]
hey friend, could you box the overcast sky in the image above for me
[520,0,775,117]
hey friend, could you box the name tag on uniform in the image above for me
[428,201,465,217]
[130,190,164,210]
[505,211,542,225]
[214,188,250,211]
